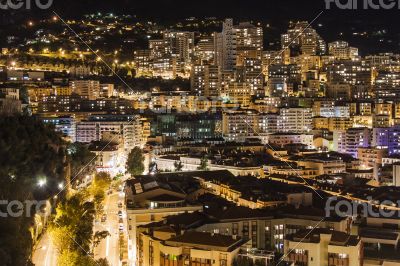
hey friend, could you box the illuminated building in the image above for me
[40,115,76,142]
[69,80,101,100]
[76,115,143,151]
[190,64,221,96]
[277,108,313,133]
[222,109,260,142]
[333,128,371,158]
[281,21,326,56]
[285,229,362,266]
[133,50,152,77]
[328,41,359,60]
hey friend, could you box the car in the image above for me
[118,202,123,208]
[119,218,123,224]
[101,214,107,222]
[118,210,123,218]
[119,224,124,231]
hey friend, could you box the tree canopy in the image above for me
[0,116,68,265]
[126,147,145,176]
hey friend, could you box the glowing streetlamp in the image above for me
[37,178,47,188]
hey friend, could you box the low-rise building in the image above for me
[285,229,362,266]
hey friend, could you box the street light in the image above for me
[38,178,46,188]
[58,182,64,190]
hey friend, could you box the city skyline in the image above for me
[1,1,400,266]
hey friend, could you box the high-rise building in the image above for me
[281,21,326,56]
[235,21,263,66]
[190,64,221,96]
[194,36,215,64]
[237,58,264,97]
[133,50,152,77]
[163,30,195,64]
[215,19,263,71]
[149,39,171,59]
[216,18,236,71]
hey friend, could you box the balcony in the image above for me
[328,253,349,266]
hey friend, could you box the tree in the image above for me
[174,161,183,172]
[67,143,95,183]
[96,258,110,266]
[126,147,145,176]
[89,172,112,214]
[51,193,96,252]
[93,231,110,250]
[58,249,97,266]
[0,116,69,265]
[197,156,209,171]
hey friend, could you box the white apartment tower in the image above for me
[277,108,313,133]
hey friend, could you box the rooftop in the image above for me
[166,231,247,251]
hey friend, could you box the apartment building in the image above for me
[277,108,313,133]
[285,229,362,266]
[76,115,143,151]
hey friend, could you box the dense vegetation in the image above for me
[50,172,111,266]
[126,147,145,176]
[0,116,95,265]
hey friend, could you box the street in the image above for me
[94,191,123,266]
[32,231,57,266]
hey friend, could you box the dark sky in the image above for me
[47,0,399,22]
[5,0,395,23]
